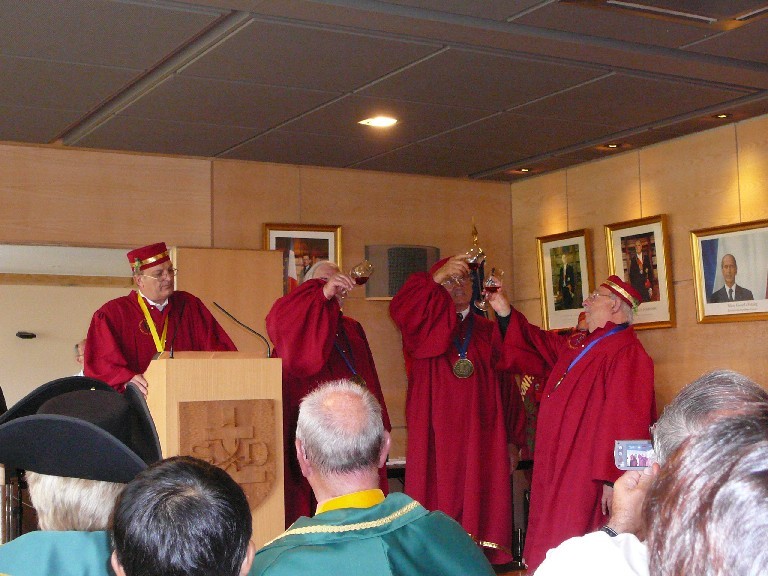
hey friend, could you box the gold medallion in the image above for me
[350,374,367,387]
[453,358,474,378]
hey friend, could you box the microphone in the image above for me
[168,299,187,359]
[213,302,271,358]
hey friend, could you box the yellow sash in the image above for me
[137,292,169,353]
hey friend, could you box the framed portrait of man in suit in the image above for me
[605,214,675,330]
[691,219,768,323]
[536,229,594,330]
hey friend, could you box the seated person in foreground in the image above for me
[111,456,255,576]
[0,377,161,576]
[250,379,495,576]
[536,369,768,576]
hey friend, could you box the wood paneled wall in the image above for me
[509,115,768,411]
[2,113,767,455]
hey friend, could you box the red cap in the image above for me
[601,275,641,309]
[127,243,170,274]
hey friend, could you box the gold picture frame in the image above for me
[690,219,768,323]
[263,223,341,294]
[536,229,594,330]
[605,214,674,330]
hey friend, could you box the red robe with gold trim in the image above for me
[501,309,656,571]
[266,279,391,527]
[84,290,236,392]
[390,272,515,564]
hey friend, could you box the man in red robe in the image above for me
[266,261,391,527]
[497,275,656,571]
[85,242,236,395]
[390,255,522,565]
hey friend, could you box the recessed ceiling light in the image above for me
[714,113,731,119]
[358,116,397,127]
[606,143,620,148]
[519,168,530,172]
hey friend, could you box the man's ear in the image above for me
[378,431,392,469]
[295,438,312,478]
[111,550,126,576]
[239,540,257,576]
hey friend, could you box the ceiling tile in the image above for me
[685,19,768,64]
[180,19,441,92]
[0,105,83,142]
[0,0,221,68]
[359,47,607,110]
[119,76,339,130]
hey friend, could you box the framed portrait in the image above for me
[264,223,341,294]
[690,219,768,323]
[605,214,674,330]
[537,229,594,330]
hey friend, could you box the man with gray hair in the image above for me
[250,379,495,576]
[535,369,768,575]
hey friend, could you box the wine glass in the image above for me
[339,260,374,300]
[349,260,374,285]
[475,268,503,311]
[465,245,485,271]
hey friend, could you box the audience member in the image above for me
[497,275,656,570]
[0,377,161,576]
[85,242,236,395]
[645,406,768,575]
[266,260,391,527]
[390,256,521,564]
[536,369,768,575]
[250,379,496,576]
[111,456,255,576]
[74,338,86,376]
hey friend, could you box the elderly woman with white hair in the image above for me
[0,376,161,576]
[266,260,392,528]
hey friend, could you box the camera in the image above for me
[614,439,654,470]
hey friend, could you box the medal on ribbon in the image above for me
[334,321,367,388]
[452,312,475,379]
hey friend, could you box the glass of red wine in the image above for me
[475,267,503,311]
[350,260,374,285]
[465,245,485,271]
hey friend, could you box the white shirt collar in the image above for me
[139,291,169,311]
[457,307,470,320]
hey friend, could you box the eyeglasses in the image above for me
[141,268,178,281]
[585,291,611,303]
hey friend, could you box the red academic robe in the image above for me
[500,309,656,571]
[84,290,236,392]
[390,272,514,564]
[265,279,391,527]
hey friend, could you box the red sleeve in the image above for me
[592,342,657,483]
[500,308,565,374]
[184,294,237,351]
[499,370,527,448]
[266,279,341,377]
[389,272,456,358]
[84,308,135,392]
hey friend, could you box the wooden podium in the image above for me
[144,351,284,547]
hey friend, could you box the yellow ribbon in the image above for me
[137,291,168,353]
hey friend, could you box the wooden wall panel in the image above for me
[640,126,739,283]
[735,114,768,221]
[0,143,211,247]
[510,171,567,303]
[211,160,302,249]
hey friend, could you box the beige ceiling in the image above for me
[2,0,768,181]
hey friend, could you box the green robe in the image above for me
[0,530,114,576]
[250,492,495,576]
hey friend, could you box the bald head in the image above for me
[296,380,385,476]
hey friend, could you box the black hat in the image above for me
[0,377,162,483]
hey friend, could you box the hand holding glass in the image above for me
[475,268,503,311]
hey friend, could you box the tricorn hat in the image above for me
[0,377,162,483]
[127,242,170,274]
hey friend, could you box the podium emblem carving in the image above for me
[179,399,276,510]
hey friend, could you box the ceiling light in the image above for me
[606,143,619,148]
[358,116,397,127]
[714,113,731,119]
[519,168,530,172]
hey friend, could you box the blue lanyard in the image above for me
[452,312,475,359]
[554,324,628,390]
[333,324,358,377]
